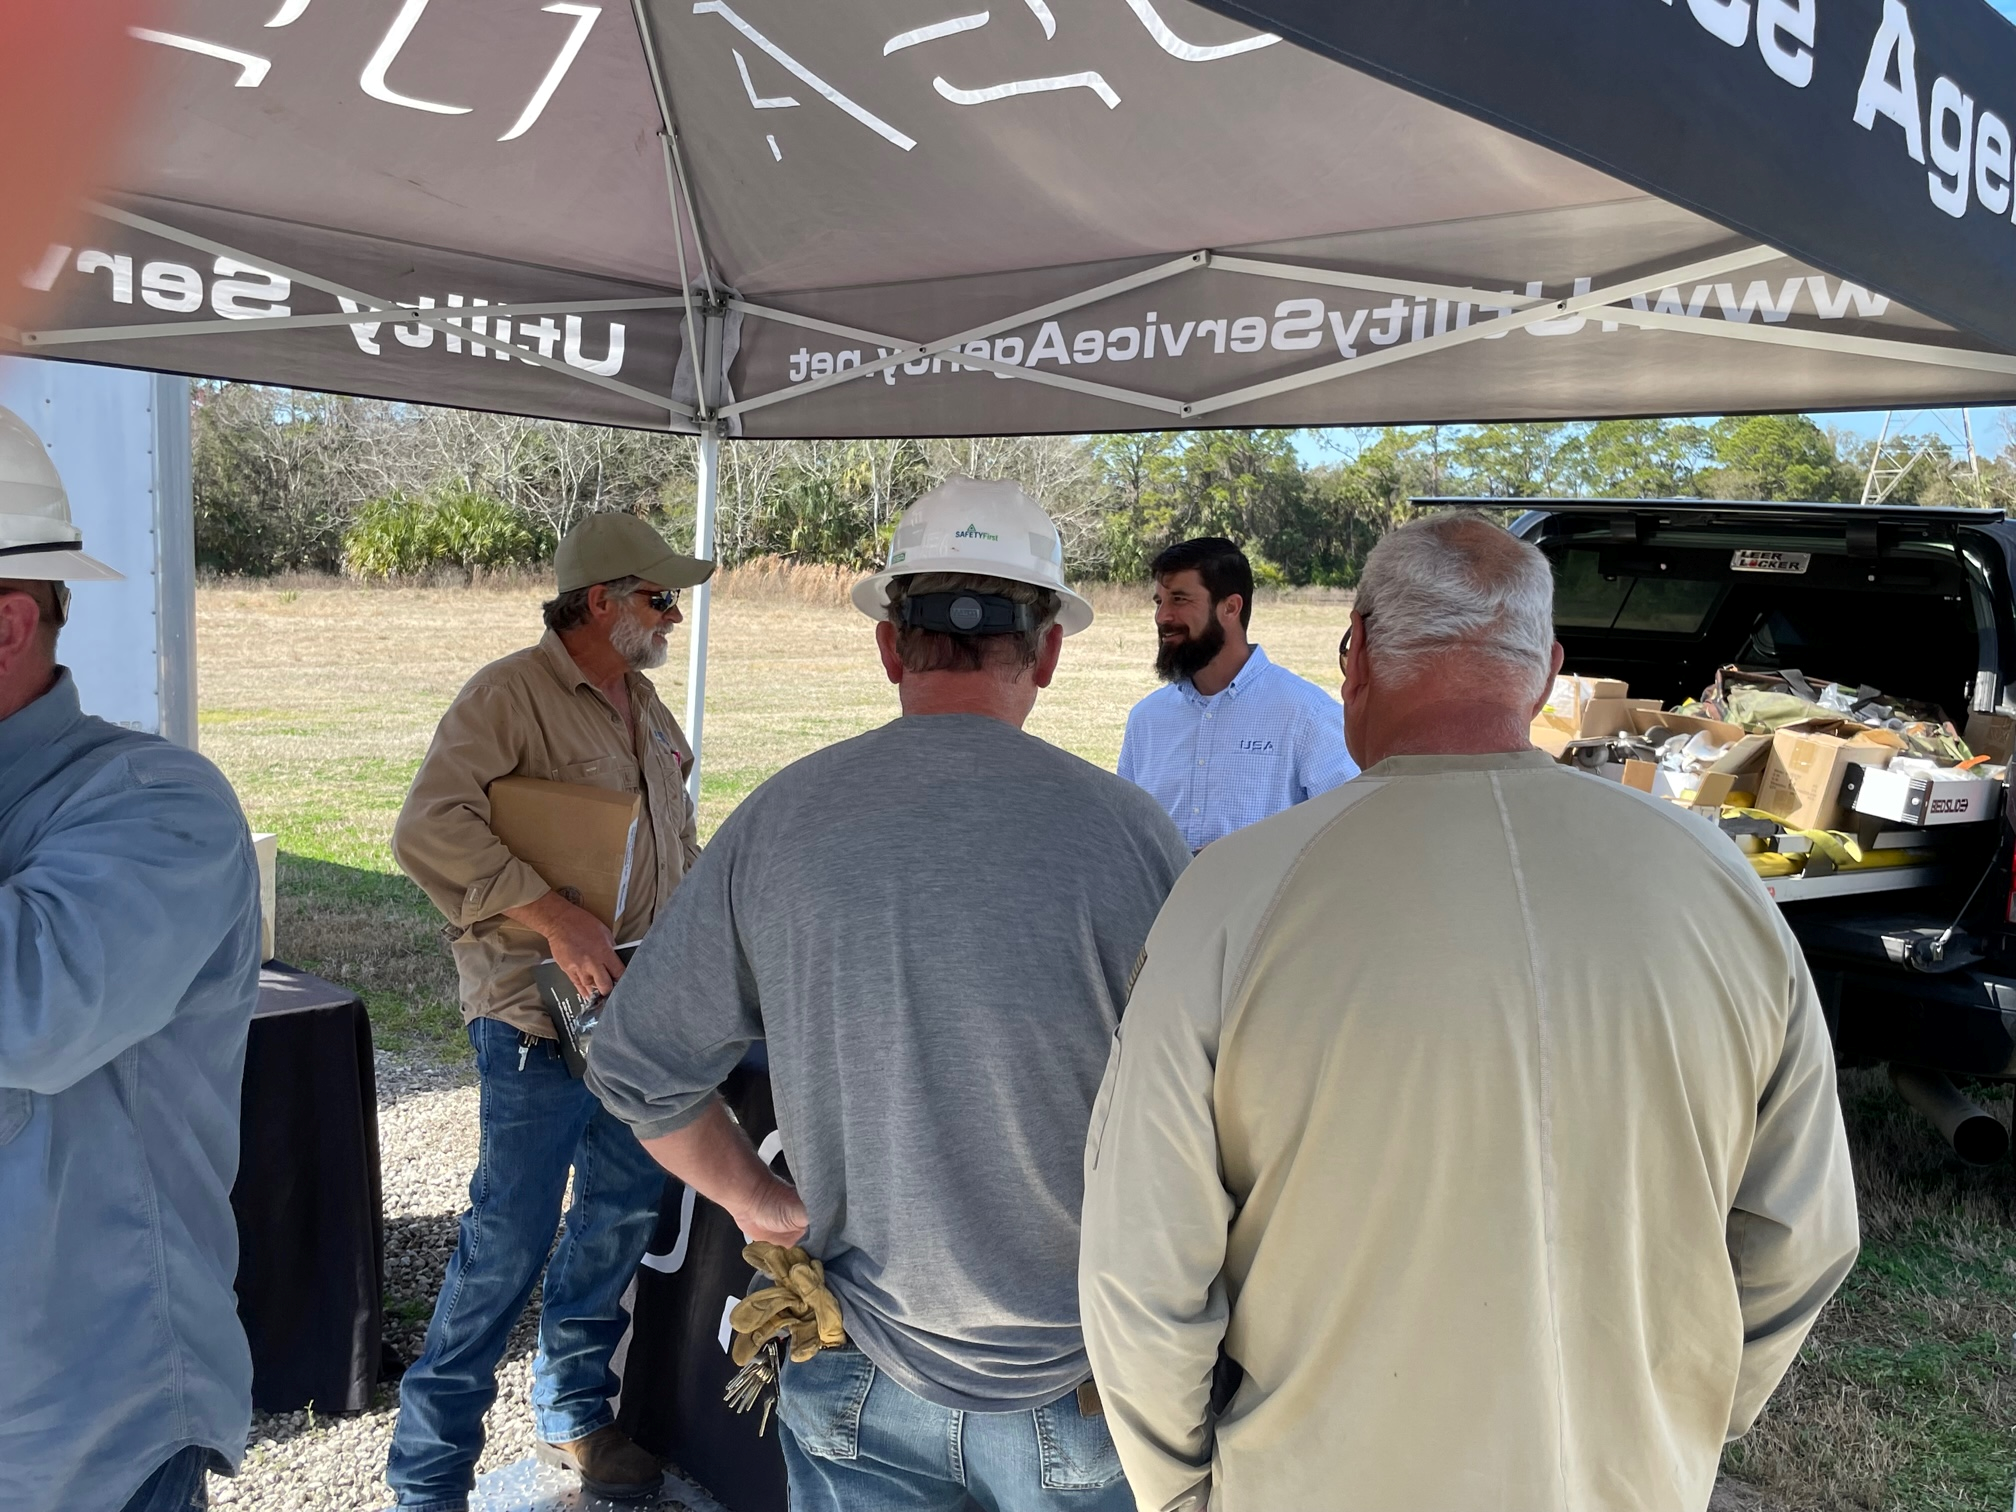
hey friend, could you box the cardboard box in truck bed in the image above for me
[1531,674,1659,757]
[1755,724,1903,831]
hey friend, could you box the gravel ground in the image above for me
[205,1050,674,1512]
[204,1049,1777,1512]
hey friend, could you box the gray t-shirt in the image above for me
[588,713,1190,1411]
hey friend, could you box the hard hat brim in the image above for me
[0,546,124,582]
[852,564,1093,635]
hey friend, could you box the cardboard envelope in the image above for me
[486,775,642,931]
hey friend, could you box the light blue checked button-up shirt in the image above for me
[1117,644,1359,850]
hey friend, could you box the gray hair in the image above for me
[542,575,641,633]
[885,571,1060,674]
[1355,512,1554,700]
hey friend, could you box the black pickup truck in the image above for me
[1490,498,2016,1162]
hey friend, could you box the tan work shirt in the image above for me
[392,629,699,1037]
[1081,749,1859,1512]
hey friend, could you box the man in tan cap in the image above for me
[387,513,713,1509]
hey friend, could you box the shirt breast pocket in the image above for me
[642,721,687,782]
[0,1088,31,1146]
[555,757,633,793]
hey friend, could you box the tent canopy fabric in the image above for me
[10,0,2016,440]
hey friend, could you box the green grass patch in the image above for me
[384,1295,436,1326]
[1848,1222,2016,1303]
[1726,1072,2016,1510]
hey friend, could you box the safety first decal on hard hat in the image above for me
[854,477,1092,634]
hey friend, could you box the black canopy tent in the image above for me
[9,0,2016,785]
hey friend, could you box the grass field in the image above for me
[194,577,2016,1510]
[194,570,1350,1053]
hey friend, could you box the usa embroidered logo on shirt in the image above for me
[1237,739,1277,752]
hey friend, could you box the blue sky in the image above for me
[1295,407,2014,471]
[1298,0,2016,471]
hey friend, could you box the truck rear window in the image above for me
[1554,549,1724,634]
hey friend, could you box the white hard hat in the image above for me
[0,405,121,581]
[852,477,1092,635]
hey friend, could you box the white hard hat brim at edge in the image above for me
[0,545,125,582]
[850,570,1093,635]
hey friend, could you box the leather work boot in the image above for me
[534,1426,664,1501]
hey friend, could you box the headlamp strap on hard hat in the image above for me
[899,591,1035,637]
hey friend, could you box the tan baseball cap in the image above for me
[555,514,714,593]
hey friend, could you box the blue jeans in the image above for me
[119,1446,209,1512]
[778,1347,1134,1512]
[386,1018,669,1511]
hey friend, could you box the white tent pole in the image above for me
[684,418,720,808]
[1610,309,2016,378]
[632,0,720,425]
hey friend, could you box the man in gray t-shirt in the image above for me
[588,479,1187,1512]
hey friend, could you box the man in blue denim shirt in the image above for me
[0,406,262,1512]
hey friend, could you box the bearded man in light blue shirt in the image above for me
[1118,537,1358,850]
[0,407,261,1512]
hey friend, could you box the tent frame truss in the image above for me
[24,212,2016,432]
[17,198,2016,795]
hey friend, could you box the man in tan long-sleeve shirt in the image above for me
[386,514,711,1511]
[1080,512,1858,1512]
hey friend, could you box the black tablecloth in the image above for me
[620,1062,790,1512]
[230,964,384,1414]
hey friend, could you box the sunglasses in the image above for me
[633,588,682,613]
[1338,613,1367,676]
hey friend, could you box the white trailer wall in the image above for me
[0,358,195,745]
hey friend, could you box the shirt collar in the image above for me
[1225,643,1271,696]
[1363,748,1563,779]
[537,628,597,692]
[0,668,84,781]
[539,628,663,724]
[1183,643,1271,704]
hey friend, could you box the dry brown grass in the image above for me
[196,580,1354,1048]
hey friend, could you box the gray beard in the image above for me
[609,614,667,670]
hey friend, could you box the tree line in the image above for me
[192,382,2016,586]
